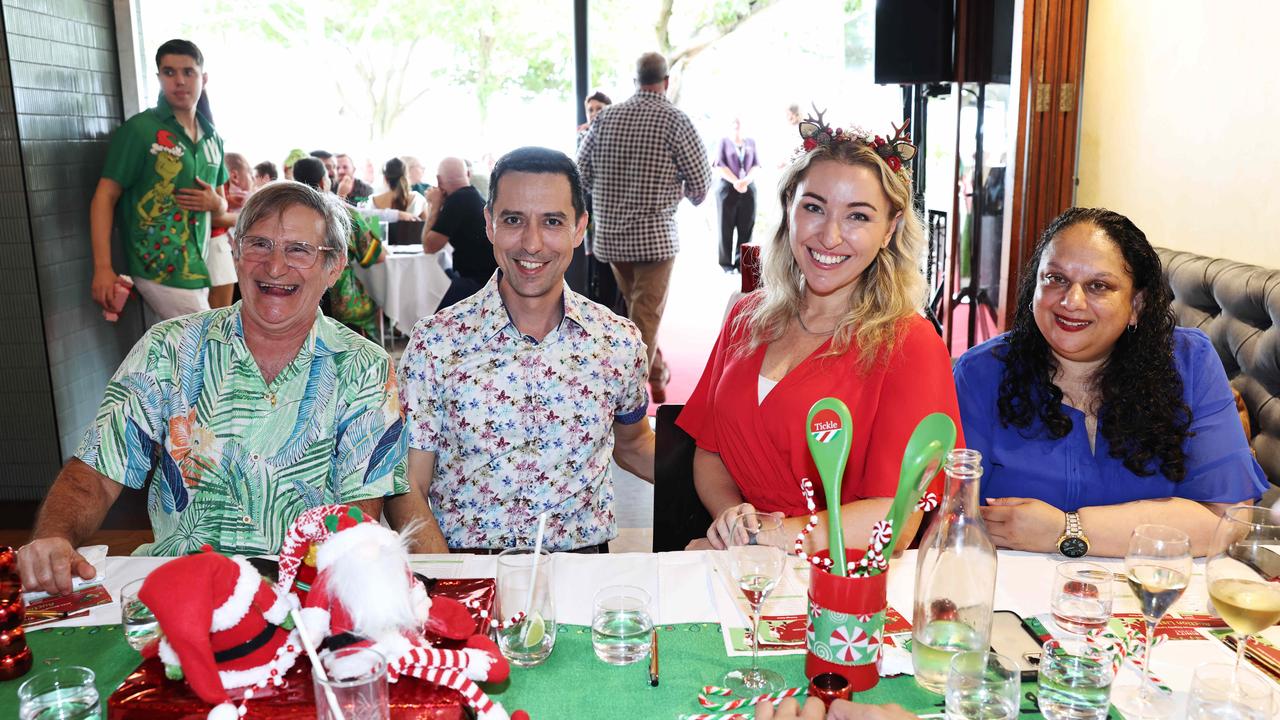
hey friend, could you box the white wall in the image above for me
[1077,0,1280,269]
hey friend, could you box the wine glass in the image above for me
[1206,505,1280,681]
[1112,524,1192,719]
[723,512,786,694]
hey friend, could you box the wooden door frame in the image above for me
[999,0,1088,329]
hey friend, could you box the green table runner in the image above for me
[0,626,141,717]
[492,623,1047,718]
[3,623,1056,718]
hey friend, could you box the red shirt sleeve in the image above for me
[844,317,965,503]
[676,295,757,452]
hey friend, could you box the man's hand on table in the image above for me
[980,496,1064,553]
[18,537,97,595]
[756,698,919,720]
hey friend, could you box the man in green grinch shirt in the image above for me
[89,38,229,320]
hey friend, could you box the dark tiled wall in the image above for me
[1,0,143,501]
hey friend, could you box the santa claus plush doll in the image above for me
[138,550,303,720]
[275,505,525,720]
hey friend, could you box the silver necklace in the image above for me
[796,313,836,335]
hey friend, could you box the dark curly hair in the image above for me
[996,207,1191,479]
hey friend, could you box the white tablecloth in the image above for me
[353,247,451,335]
[52,551,1252,716]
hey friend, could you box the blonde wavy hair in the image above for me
[736,135,926,369]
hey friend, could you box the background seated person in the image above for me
[386,146,654,554]
[18,182,408,594]
[359,157,427,222]
[294,158,387,338]
[954,208,1268,557]
[677,118,962,552]
[423,156,497,309]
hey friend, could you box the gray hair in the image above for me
[636,52,668,85]
[232,181,349,271]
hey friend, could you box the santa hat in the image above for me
[139,551,302,720]
[275,504,378,595]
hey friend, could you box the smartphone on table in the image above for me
[989,610,1043,681]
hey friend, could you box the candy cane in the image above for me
[697,685,804,711]
[794,479,833,570]
[1085,626,1170,693]
[415,666,512,720]
[680,713,751,720]
[465,598,525,631]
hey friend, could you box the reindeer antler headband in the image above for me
[795,104,916,174]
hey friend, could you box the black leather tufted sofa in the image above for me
[1158,248,1280,486]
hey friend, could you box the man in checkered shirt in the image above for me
[578,51,711,403]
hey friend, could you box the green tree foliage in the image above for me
[200,0,570,140]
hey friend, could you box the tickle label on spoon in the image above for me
[809,409,844,444]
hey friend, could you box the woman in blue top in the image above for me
[954,208,1268,557]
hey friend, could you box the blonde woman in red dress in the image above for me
[678,117,962,552]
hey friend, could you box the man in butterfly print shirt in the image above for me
[389,147,654,553]
[18,183,408,594]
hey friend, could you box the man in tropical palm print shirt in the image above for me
[19,183,409,595]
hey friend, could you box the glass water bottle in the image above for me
[910,449,997,693]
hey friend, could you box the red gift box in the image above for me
[109,578,496,719]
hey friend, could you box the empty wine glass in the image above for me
[1112,524,1191,719]
[1206,505,1280,685]
[723,512,786,695]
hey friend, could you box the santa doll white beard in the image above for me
[326,540,418,637]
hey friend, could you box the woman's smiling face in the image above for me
[788,159,899,299]
[1032,222,1141,363]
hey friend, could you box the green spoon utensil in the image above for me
[805,397,855,576]
[878,413,957,562]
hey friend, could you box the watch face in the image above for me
[1059,537,1089,558]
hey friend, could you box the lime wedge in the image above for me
[521,611,546,648]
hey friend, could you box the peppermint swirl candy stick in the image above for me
[697,685,805,711]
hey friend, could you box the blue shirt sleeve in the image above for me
[953,345,997,483]
[1170,328,1269,503]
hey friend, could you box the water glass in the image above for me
[313,646,388,720]
[495,548,556,667]
[1036,639,1114,720]
[18,666,99,720]
[591,585,653,665]
[945,651,1019,720]
[120,578,159,652]
[1050,562,1114,635]
[1186,662,1276,720]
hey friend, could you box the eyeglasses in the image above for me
[237,236,337,269]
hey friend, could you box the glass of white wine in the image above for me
[1206,505,1280,681]
[1113,524,1191,719]
[723,512,786,695]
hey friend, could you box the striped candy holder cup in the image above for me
[805,549,887,692]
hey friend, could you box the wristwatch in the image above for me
[1056,511,1090,558]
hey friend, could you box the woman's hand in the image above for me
[707,503,756,549]
[706,504,784,550]
[980,497,1065,552]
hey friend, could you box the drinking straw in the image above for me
[291,608,347,720]
[519,512,548,644]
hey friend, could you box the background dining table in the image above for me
[354,245,452,339]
